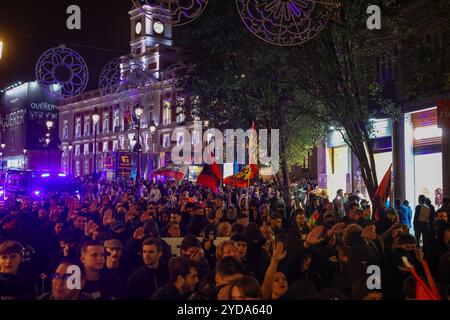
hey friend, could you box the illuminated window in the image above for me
[75,118,81,138]
[192,131,200,145]
[176,131,184,146]
[63,120,69,140]
[103,142,109,152]
[84,144,89,155]
[75,161,80,176]
[163,134,170,148]
[84,160,90,174]
[75,145,80,157]
[413,126,442,140]
[113,111,120,132]
[103,113,109,134]
[113,140,119,151]
[163,102,172,126]
[84,116,90,137]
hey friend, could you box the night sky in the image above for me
[0,0,134,90]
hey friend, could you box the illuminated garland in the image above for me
[235,0,335,46]
[35,45,89,98]
[131,0,209,26]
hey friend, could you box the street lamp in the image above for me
[46,120,54,130]
[68,143,73,176]
[149,120,157,174]
[92,107,100,181]
[1,141,5,171]
[23,149,27,170]
[134,105,144,182]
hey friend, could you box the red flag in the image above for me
[373,164,392,221]
[150,164,189,180]
[196,158,222,193]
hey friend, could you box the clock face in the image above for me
[153,21,164,34]
[135,22,142,35]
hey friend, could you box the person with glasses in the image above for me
[38,261,88,300]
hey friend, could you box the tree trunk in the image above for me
[280,139,292,209]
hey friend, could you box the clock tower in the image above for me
[129,4,173,55]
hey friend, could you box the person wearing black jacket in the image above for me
[79,240,124,300]
[424,224,450,277]
[126,238,169,300]
[151,256,199,300]
[242,223,271,284]
[0,240,35,300]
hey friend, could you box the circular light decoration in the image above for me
[235,0,336,46]
[99,55,158,112]
[35,45,89,98]
[131,0,209,26]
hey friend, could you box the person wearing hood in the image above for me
[279,278,317,300]
[187,204,207,237]
[424,224,450,277]
[385,234,425,300]
[242,223,270,284]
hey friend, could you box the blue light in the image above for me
[58,173,66,177]
[34,190,41,196]
[75,190,80,194]
[41,173,50,178]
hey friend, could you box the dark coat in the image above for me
[126,265,169,300]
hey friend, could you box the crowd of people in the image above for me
[0,175,449,300]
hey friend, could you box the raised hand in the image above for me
[272,242,287,262]
[85,220,97,236]
[304,226,325,248]
[103,209,114,226]
[133,227,145,240]
[125,211,136,224]
[361,225,377,240]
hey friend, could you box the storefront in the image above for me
[324,119,393,199]
[404,107,443,207]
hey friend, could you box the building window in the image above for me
[75,145,80,157]
[176,131,184,146]
[163,134,170,148]
[192,131,200,145]
[84,160,90,175]
[113,111,120,132]
[163,102,171,126]
[84,144,89,155]
[75,118,81,138]
[84,116,90,137]
[113,140,119,151]
[206,133,213,144]
[120,135,126,149]
[63,120,69,140]
[103,141,109,152]
[103,113,109,134]
[75,161,80,176]
[144,133,149,152]
[176,107,185,124]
